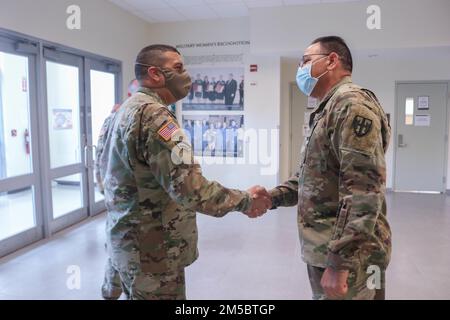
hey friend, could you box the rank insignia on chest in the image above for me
[158,119,179,141]
[352,115,373,137]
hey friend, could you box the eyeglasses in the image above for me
[135,62,185,73]
[298,53,331,68]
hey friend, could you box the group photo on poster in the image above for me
[182,114,244,158]
[183,67,244,111]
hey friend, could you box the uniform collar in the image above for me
[137,86,166,106]
[308,76,353,126]
[318,76,353,106]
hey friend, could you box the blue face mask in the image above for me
[296,56,329,96]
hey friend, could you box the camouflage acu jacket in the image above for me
[99,87,252,275]
[96,112,116,195]
[270,77,392,271]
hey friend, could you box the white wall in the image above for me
[250,0,450,55]
[0,0,152,97]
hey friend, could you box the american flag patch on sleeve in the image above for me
[158,119,179,141]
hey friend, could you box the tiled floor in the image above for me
[0,192,449,300]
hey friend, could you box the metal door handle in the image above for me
[84,145,89,169]
[398,134,407,148]
[84,145,97,169]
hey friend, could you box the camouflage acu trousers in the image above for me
[118,267,186,300]
[101,258,123,300]
[307,265,386,300]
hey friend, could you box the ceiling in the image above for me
[109,0,362,23]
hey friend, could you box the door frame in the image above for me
[41,47,91,234]
[0,57,5,179]
[393,80,450,193]
[288,82,299,178]
[84,58,122,216]
[0,27,122,257]
[0,33,45,256]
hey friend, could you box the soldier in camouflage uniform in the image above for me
[98,44,270,300]
[96,79,139,300]
[266,36,391,300]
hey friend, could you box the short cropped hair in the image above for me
[311,36,353,72]
[135,44,180,81]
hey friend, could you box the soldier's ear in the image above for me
[147,67,163,83]
[328,52,340,71]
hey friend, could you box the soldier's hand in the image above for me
[320,267,349,300]
[245,186,272,218]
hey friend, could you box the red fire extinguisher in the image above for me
[24,129,30,155]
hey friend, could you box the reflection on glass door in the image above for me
[0,187,36,240]
[0,52,33,180]
[0,51,36,239]
[46,61,81,169]
[51,173,83,219]
[0,32,122,257]
[0,41,43,257]
[44,52,87,229]
[90,69,116,204]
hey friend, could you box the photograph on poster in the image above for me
[183,67,244,111]
[182,114,244,158]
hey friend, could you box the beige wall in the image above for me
[0,0,151,97]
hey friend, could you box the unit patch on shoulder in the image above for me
[352,115,373,137]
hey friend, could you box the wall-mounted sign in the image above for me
[415,114,431,127]
[418,96,429,110]
[176,41,250,49]
[250,64,258,72]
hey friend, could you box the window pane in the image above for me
[90,70,115,203]
[52,173,83,219]
[0,187,36,241]
[0,52,33,180]
[405,97,414,125]
[46,61,81,169]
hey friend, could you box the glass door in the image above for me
[0,36,43,256]
[85,59,121,216]
[0,31,123,257]
[43,48,88,233]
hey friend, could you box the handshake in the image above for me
[244,186,273,218]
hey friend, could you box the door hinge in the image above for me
[443,176,446,184]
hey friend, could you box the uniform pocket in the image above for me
[332,197,351,240]
[319,147,329,173]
